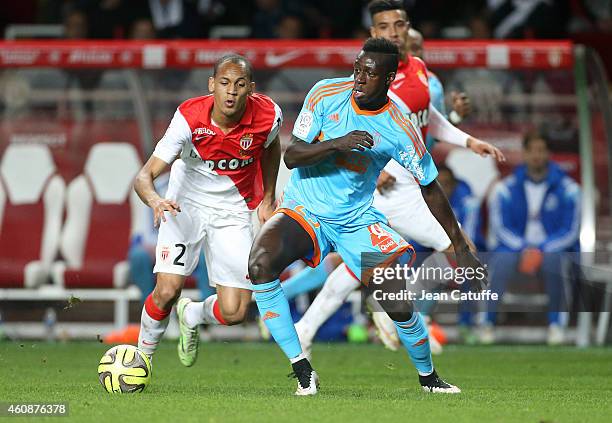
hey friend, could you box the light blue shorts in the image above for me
[277,195,414,282]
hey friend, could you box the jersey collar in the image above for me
[350,94,391,115]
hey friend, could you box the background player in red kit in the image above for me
[133,54,282,367]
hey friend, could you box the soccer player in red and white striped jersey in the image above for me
[133,54,282,367]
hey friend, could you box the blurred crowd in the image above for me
[0,0,610,41]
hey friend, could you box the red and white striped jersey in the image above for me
[153,93,282,211]
[385,55,432,184]
[388,55,431,140]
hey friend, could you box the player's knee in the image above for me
[153,281,182,309]
[327,253,344,270]
[248,250,280,284]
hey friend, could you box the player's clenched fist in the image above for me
[334,130,374,152]
[149,197,181,227]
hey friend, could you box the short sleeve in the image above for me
[391,115,438,185]
[291,81,327,143]
[153,109,192,164]
[264,101,283,148]
[428,73,447,117]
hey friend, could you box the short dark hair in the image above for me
[523,130,549,150]
[213,54,253,81]
[368,0,405,18]
[362,37,399,72]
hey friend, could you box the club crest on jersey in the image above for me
[416,70,428,87]
[238,133,254,158]
[161,247,170,261]
[240,133,253,150]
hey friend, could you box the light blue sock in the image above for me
[282,264,330,300]
[252,279,302,360]
[394,313,434,376]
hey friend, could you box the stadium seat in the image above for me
[51,143,142,288]
[0,144,65,287]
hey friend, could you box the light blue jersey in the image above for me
[284,77,438,226]
[426,71,446,150]
[254,77,440,373]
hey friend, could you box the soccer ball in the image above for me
[97,344,152,393]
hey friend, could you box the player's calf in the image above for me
[215,286,252,325]
[248,212,320,395]
[139,273,184,358]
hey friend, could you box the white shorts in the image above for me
[153,201,253,290]
[373,177,452,252]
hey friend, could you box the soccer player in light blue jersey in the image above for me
[248,38,486,396]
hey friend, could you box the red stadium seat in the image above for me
[0,144,65,287]
[51,143,142,288]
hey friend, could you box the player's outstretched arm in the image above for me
[134,156,181,227]
[428,103,506,162]
[466,137,505,162]
[258,135,281,223]
[420,179,488,290]
[284,131,374,169]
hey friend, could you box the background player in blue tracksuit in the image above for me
[483,131,581,345]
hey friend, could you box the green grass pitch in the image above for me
[0,341,611,422]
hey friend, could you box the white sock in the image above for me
[289,352,308,364]
[138,306,170,357]
[297,264,360,344]
[184,295,224,327]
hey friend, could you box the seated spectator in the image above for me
[276,14,304,39]
[251,0,305,38]
[63,9,88,39]
[79,0,140,39]
[129,17,157,39]
[488,0,570,39]
[62,9,103,114]
[483,131,581,345]
[148,0,201,38]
